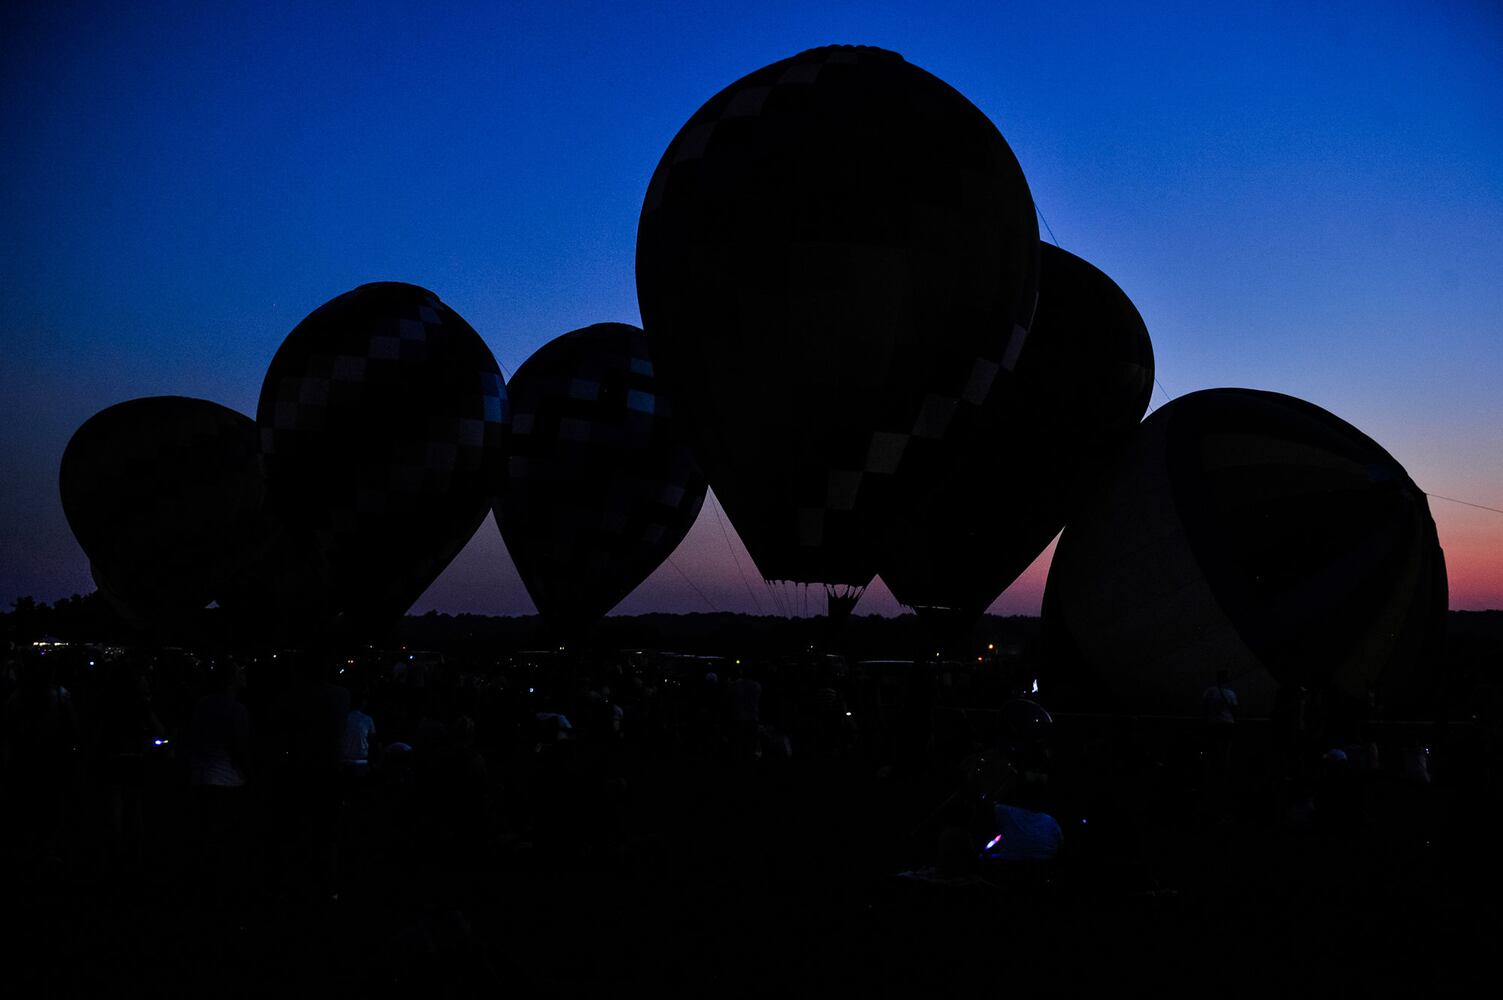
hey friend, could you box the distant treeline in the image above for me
[385,609,1046,662]
[5,592,1503,676]
[0,591,1047,659]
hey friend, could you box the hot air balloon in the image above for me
[636,45,1040,613]
[59,396,266,634]
[498,323,706,638]
[1042,389,1447,719]
[216,511,337,645]
[878,244,1154,643]
[256,282,508,639]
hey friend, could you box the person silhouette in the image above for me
[1201,669,1238,820]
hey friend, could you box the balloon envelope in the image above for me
[879,244,1154,639]
[256,282,508,638]
[498,323,706,637]
[1042,388,1447,718]
[59,396,265,633]
[637,45,1040,589]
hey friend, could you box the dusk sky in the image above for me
[3,1,1500,618]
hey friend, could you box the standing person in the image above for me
[342,691,377,775]
[2,653,78,872]
[897,658,937,776]
[727,667,762,765]
[339,687,378,876]
[187,661,251,902]
[1202,670,1238,819]
[1203,670,1238,728]
[189,662,252,788]
[287,657,350,901]
[90,659,163,870]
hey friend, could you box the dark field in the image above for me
[6,697,1498,995]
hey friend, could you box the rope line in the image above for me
[1033,202,1175,415]
[1035,204,1060,247]
[1029,205,1501,527]
[1426,493,1503,516]
[666,555,718,611]
[710,493,764,615]
[764,579,790,619]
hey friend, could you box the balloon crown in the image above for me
[796,44,904,62]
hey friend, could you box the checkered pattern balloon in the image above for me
[499,323,706,637]
[59,396,266,633]
[637,45,1039,588]
[256,282,508,637]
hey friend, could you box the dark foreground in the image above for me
[6,717,1498,996]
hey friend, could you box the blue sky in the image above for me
[3,1,1500,616]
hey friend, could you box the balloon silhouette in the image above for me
[878,244,1154,642]
[1042,388,1447,718]
[498,323,706,638]
[637,45,1040,605]
[256,282,508,638]
[59,396,265,634]
[216,510,337,645]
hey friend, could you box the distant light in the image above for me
[528,687,535,694]
[845,711,852,717]
[1031,679,1039,694]
[408,655,414,661]
[88,661,95,667]
[987,644,995,651]
[976,656,983,662]
[153,739,168,746]
[984,834,1003,851]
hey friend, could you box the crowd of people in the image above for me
[2,636,1499,990]
[0,640,969,898]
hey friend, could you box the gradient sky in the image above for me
[3,1,1500,617]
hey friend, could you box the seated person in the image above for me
[983,775,1062,862]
